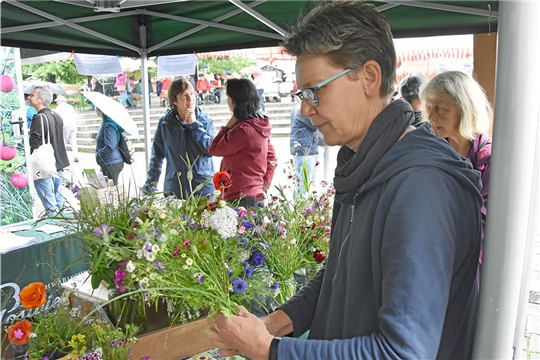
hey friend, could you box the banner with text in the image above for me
[73,54,123,75]
[157,54,196,77]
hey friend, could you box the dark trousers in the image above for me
[227,197,264,209]
[100,161,124,185]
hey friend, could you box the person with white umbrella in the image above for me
[94,107,124,185]
[84,91,140,185]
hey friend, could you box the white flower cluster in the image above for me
[137,242,160,262]
[202,206,238,239]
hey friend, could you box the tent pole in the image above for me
[472,1,540,358]
[139,22,152,171]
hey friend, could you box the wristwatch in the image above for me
[268,337,281,360]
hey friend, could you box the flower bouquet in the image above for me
[63,181,276,329]
[241,159,334,304]
[6,282,137,360]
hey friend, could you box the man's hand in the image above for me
[206,305,274,360]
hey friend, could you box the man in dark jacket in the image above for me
[28,86,70,216]
[142,78,216,199]
[207,2,483,360]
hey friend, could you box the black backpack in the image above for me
[118,133,134,164]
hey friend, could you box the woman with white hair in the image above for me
[421,70,492,281]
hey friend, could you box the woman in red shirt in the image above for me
[209,78,277,208]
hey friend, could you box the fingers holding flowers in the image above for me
[206,305,273,360]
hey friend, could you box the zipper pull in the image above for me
[350,193,358,223]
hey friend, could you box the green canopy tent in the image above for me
[3,2,540,360]
[1,1,498,57]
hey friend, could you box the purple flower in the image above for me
[154,261,164,271]
[80,353,103,360]
[231,278,248,294]
[93,223,114,237]
[198,276,204,283]
[115,268,126,292]
[242,221,255,229]
[270,282,279,291]
[300,207,314,216]
[151,226,163,240]
[141,357,151,360]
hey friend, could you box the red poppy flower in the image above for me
[213,171,232,191]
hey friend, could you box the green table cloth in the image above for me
[1,219,90,324]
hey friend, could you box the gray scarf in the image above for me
[334,100,414,204]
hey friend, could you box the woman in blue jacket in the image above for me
[95,108,124,185]
[142,78,216,199]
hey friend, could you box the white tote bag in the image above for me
[31,114,58,180]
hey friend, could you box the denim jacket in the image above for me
[95,117,123,166]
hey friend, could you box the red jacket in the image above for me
[209,116,277,201]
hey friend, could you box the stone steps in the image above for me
[75,102,297,153]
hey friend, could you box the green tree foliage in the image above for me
[197,57,256,75]
[22,61,87,85]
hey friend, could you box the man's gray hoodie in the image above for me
[279,123,482,359]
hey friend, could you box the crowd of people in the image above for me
[25,2,495,358]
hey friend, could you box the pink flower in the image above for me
[183,240,191,248]
[238,226,246,234]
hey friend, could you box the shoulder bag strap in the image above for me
[38,113,48,145]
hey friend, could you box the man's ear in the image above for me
[361,60,383,98]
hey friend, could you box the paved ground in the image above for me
[53,137,540,358]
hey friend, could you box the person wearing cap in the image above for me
[399,73,427,127]
[54,95,79,162]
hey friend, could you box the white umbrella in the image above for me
[119,57,140,72]
[23,81,68,96]
[83,91,140,140]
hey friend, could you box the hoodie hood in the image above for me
[244,115,272,138]
[360,123,482,201]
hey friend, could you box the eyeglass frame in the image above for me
[293,68,352,107]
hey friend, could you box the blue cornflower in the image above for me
[250,250,265,266]
[231,278,248,294]
[245,266,254,279]
[270,282,279,291]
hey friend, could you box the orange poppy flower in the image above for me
[213,171,232,191]
[19,282,47,309]
[7,319,32,345]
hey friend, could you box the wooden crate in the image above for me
[128,317,212,359]
[62,273,213,359]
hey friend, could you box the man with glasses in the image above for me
[207,2,482,360]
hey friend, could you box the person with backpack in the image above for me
[94,107,124,185]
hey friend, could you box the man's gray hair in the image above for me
[35,87,53,106]
[420,71,492,140]
[282,1,396,98]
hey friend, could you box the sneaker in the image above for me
[74,158,79,163]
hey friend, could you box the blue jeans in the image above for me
[34,170,64,217]
[293,155,316,195]
[257,89,265,111]
[120,91,127,107]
